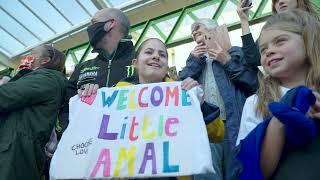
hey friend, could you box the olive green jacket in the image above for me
[0,68,67,180]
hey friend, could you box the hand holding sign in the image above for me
[78,83,99,97]
[50,82,214,179]
[81,93,97,105]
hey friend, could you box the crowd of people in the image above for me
[0,0,320,179]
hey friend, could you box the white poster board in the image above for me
[50,82,214,179]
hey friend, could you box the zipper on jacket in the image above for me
[106,59,112,87]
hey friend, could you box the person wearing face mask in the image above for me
[59,8,135,133]
[0,45,67,180]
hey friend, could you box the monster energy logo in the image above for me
[126,65,135,77]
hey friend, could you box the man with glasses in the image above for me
[59,8,135,133]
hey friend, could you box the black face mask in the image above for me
[96,35,133,60]
[87,21,110,49]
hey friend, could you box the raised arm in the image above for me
[237,0,252,36]
[237,0,261,67]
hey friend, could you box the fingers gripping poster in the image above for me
[50,82,214,179]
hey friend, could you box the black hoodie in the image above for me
[59,41,135,133]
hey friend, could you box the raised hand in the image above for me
[237,0,252,22]
[208,41,231,64]
[191,42,207,58]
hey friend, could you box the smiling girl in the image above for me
[235,9,320,180]
[116,38,224,145]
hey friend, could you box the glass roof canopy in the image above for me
[0,0,93,57]
[0,0,143,59]
[62,0,319,73]
[0,0,319,72]
[64,0,275,70]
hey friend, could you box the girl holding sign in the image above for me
[234,10,320,180]
[116,38,224,144]
[116,38,225,179]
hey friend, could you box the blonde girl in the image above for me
[236,9,320,180]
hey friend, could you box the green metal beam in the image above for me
[134,20,152,48]
[167,13,271,48]
[151,12,182,26]
[152,24,167,40]
[188,12,199,21]
[212,0,228,19]
[69,51,79,64]
[79,44,91,64]
[130,21,147,32]
[131,0,221,48]
[65,0,274,67]
[131,10,181,31]
[67,41,91,53]
[187,0,219,12]
[253,0,269,19]
[165,7,187,44]
[64,49,69,56]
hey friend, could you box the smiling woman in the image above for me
[114,38,225,180]
[115,37,225,143]
[132,38,169,84]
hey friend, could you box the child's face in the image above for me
[274,0,298,13]
[133,39,169,82]
[259,29,307,80]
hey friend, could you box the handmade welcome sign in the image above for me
[50,82,214,179]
